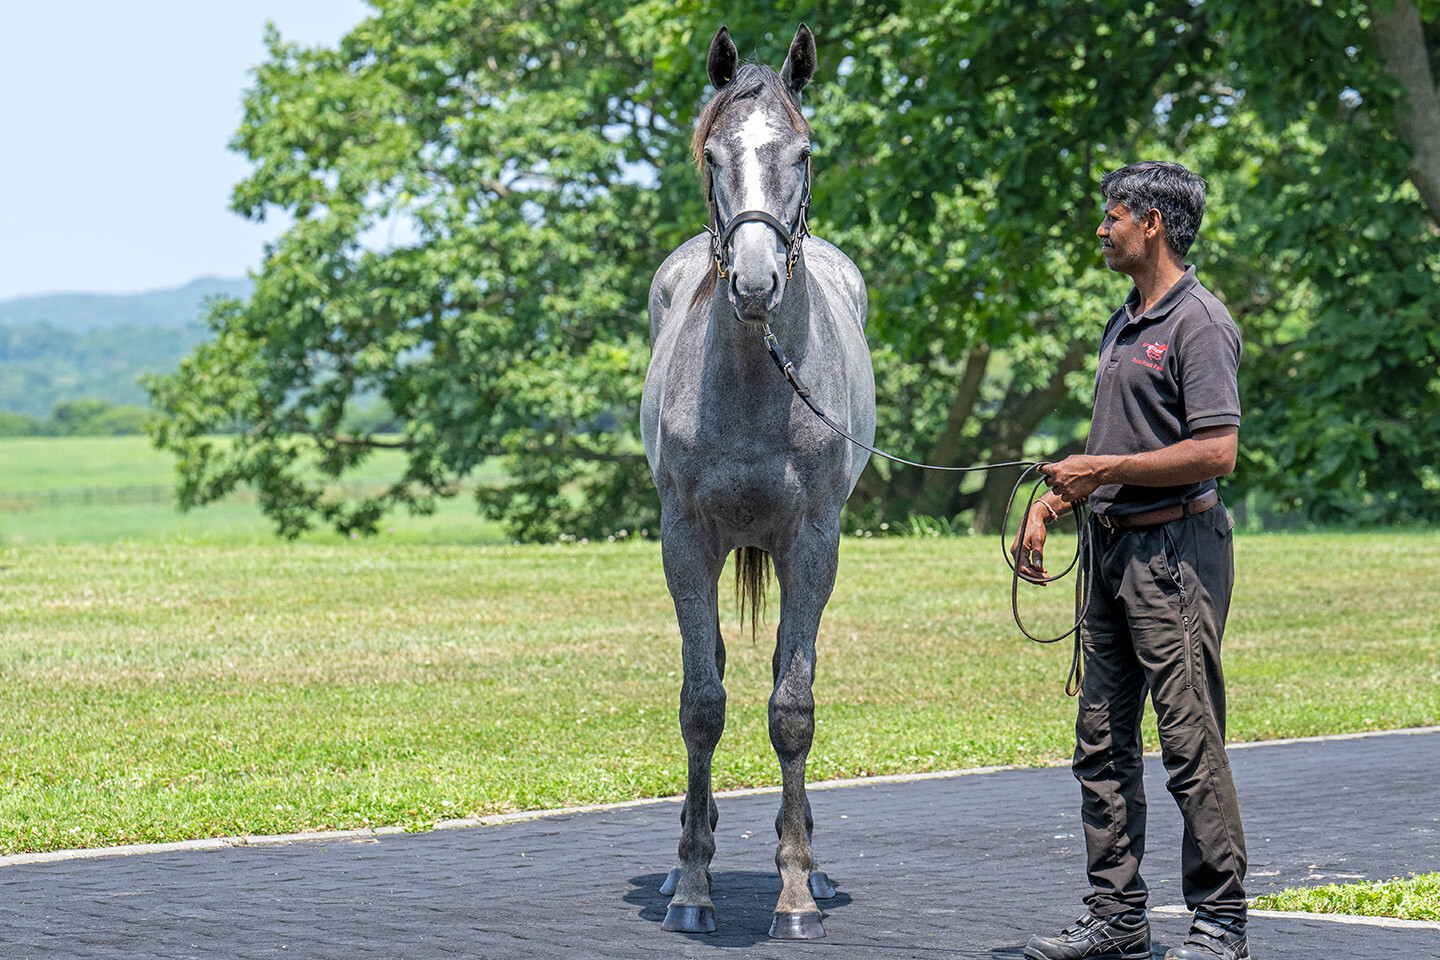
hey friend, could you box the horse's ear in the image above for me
[779,23,816,95]
[708,26,738,89]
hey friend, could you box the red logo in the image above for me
[1144,342,1168,362]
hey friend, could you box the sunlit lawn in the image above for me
[1,531,1436,855]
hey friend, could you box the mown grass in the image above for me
[1,531,1437,855]
[1253,872,1440,921]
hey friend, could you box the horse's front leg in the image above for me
[766,521,840,940]
[657,520,727,934]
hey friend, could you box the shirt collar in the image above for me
[1122,265,1198,325]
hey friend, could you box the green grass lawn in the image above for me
[1,531,1436,855]
[1253,872,1440,921]
[0,435,508,545]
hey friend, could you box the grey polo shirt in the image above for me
[1085,266,1241,517]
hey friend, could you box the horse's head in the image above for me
[693,25,816,324]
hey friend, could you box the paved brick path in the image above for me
[1,729,1436,959]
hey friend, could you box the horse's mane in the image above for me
[689,63,811,309]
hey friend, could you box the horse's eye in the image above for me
[798,148,812,164]
[703,149,718,167]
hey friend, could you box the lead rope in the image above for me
[763,324,1090,695]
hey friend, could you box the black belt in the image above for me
[1094,489,1219,529]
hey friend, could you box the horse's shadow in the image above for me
[625,871,855,947]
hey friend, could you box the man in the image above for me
[1014,161,1250,960]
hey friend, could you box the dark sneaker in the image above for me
[1164,917,1250,960]
[1023,912,1151,960]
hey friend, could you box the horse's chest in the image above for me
[656,397,844,523]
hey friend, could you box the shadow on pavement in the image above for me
[625,869,855,947]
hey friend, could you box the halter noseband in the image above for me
[704,154,812,282]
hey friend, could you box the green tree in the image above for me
[1199,0,1440,523]
[0,410,40,437]
[151,0,1440,537]
[47,399,149,436]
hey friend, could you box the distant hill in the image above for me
[0,277,251,417]
[0,276,252,333]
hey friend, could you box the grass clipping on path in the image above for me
[0,532,1437,854]
[1253,873,1440,921]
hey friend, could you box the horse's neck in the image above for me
[703,265,812,373]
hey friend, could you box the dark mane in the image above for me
[689,63,811,308]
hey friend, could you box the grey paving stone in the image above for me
[0,731,1436,958]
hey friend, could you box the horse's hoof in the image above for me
[808,870,837,899]
[769,910,825,940]
[659,867,682,896]
[662,903,716,933]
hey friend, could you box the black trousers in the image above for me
[1074,504,1248,927]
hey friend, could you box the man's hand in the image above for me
[1040,427,1238,502]
[1040,454,1113,504]
[1011,501,1053,584]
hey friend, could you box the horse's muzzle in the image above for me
[731,275,780,323]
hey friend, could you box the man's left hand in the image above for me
[1041,455,1113,504]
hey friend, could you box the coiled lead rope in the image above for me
[763,324,1090,694]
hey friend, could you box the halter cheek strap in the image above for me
[706,155,812,281]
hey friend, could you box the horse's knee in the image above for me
[680,681,727,751]
[768,685,815,760]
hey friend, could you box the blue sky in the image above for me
[0,1,370,300]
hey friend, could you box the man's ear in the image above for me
[1144,208,1165,241]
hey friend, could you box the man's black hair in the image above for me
[1099,161,1207,258]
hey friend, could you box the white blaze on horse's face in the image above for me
[709,98,811,323]
[737,109,779,217]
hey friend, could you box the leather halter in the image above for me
[704,154,812,281]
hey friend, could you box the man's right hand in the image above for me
[1011,501,1051,584]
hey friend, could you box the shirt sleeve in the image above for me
[1178,309,1241,431]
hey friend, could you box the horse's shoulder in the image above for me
[649,235,712,344]
[804,237,868,331]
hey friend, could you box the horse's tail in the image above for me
[734,546,772,638]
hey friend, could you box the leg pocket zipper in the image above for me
[1182,612,1194,691]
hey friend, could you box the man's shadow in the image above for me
[626,871,854,947]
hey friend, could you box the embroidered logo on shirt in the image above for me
[1144,342,1168,362]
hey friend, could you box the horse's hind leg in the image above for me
[766,523,840,939]
[658,524,727,934]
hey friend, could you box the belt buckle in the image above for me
[1094,512,1116,529]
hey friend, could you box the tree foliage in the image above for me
[150,0,1440,538]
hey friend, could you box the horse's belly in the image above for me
[684,461,806,531]
[656,426,850,533]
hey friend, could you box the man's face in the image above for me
[1097,200,1147,275]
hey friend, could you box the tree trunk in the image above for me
[914,344,992,516]
[968,338,1090,532]
[1371,0,1440,227]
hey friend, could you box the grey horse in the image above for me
[640,24,876,940]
